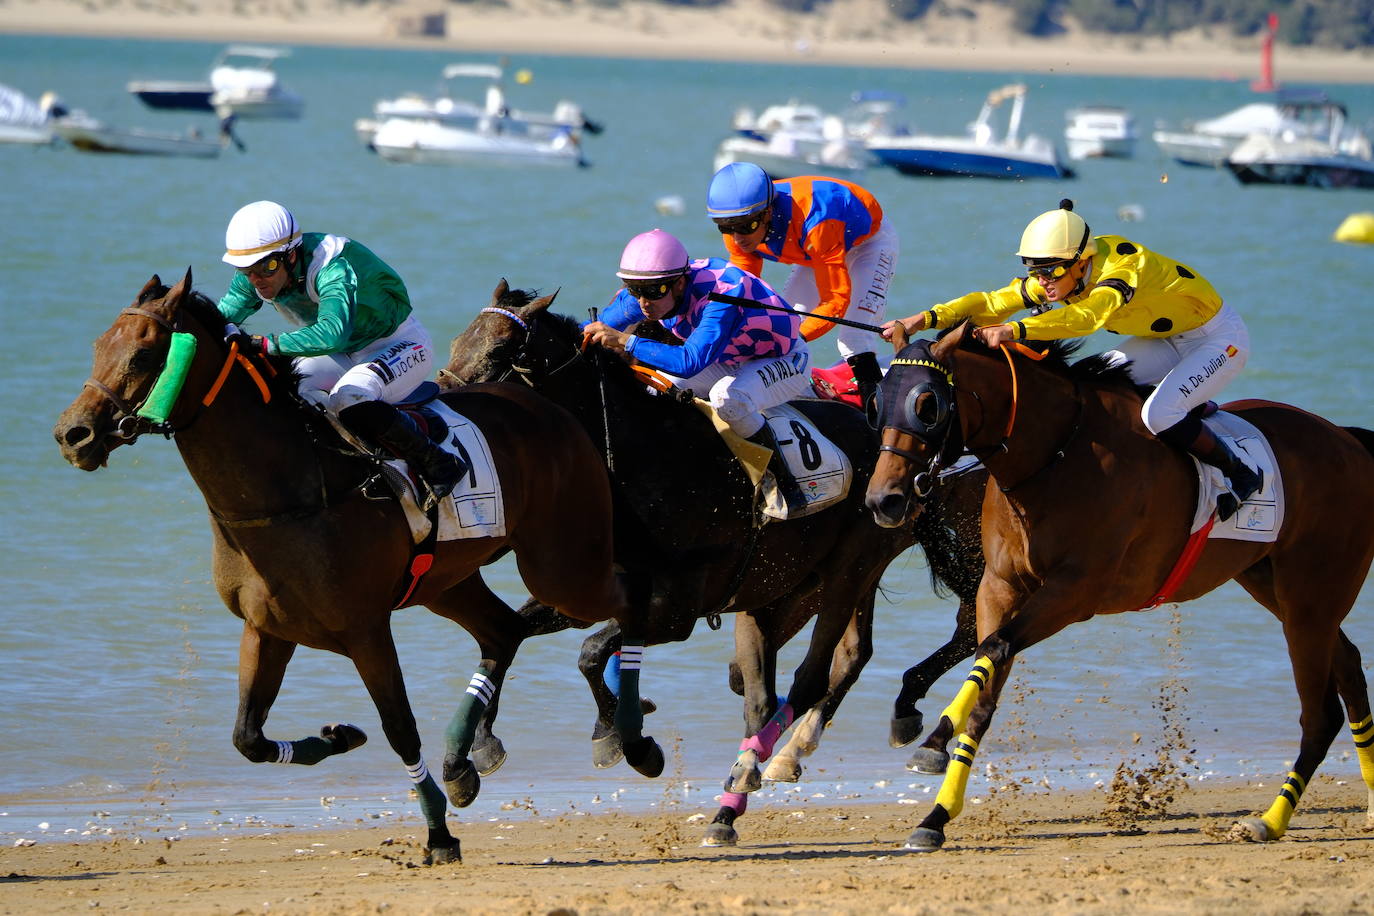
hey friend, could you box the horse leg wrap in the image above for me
[613,644,645,741]
[1354,716,1374,817]
[445,666,496,759]
[1259,770,1306,839]
[274,736,338,766]
[406,757,449,828]
[939,657,994,736]
[933,733,979,820]
[720,791,749,816]
[739,702,795,762]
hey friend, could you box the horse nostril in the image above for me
[61,425,93,448]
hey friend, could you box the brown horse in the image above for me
[865,322,1374,851]
[52,269,657,865]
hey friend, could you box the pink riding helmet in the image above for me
[616,229,690,280]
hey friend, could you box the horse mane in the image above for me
[937,323,1150,397]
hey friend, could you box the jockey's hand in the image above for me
[583,322,629,354]
[880,312,928,342]
[973,323,1017,348]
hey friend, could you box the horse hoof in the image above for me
[890,713,925,748]
[726,761,762,794]
[641,697,658,716]
[423,840,462,865]
[443,759,481,808]
[321,723,367,753]
[626,737,665,778]
[701,823,738,847]
[903,827,945,852]
[907,747,949,775]
[1229,817,1274,842]
[592,733,624,769]
[761,755,802,783]
[472,737,508,777]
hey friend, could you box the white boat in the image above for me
[52,111,223,158]
[356,62,599,147]
[1152,90,1346,168]
[208,46,303,120]
[866,84,1073,180]
[1226,101,1374,189]
[712,100,871,178]
[369,116,585,168]
[0,84,61,145]
[1064,105,1138,159]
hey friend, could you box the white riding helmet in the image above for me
[1017,199,1097,262]
[223,200,302,267]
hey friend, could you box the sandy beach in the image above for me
[3,777,1372,914]
[3,0,1373,84]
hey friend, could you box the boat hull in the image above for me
[869,145,1070,179]
[127,81,215,112]
[713,135,868,178]
[1227,158,1374,189]
[1151,130,1236,168]
[370,119,584,167]
[53,123,219,158]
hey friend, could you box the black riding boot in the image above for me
[1185,425,1264,522]
[846,351,884,429]
[746,422,807,514]
[339,401,466,508]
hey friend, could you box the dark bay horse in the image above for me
[52,269,655,865]
[443,281,986,845]
[866,321,1374,850]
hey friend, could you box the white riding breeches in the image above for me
[292,314,437,416]
[781,220,898,360]
[1102,303,1250,434]
[662,341,813,438]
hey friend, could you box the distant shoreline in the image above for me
[5,0,1374,85]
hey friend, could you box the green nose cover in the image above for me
[137,332,198,424]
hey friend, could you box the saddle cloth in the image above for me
[697,400,853,522]
[1189,412,1283,543]
[322,399,507,545]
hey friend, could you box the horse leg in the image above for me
[344,624,460,864]
[892,594,977,751]
[231,622,368,767]
[580,624,626,767]
[1330,631,1374,820]
[1232,616,1346,841]
[424,575,529,810]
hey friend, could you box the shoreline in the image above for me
[4,0,1374,84]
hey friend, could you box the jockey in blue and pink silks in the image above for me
[582,228,808,815]
[583,227,814,510]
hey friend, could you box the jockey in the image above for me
[882,199,1261,522]
[217,200,464,507]
[707,162,897,426]
[583,228,814,511]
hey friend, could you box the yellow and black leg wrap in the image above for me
[1352,715,1374,815]
[933,733,979,820]
[939,657,994,737]
[1259,770,1306,839]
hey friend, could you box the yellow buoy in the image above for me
[1334,212,1374,245]
[515,68,533,85]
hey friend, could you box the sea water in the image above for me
[1,34,1372,841]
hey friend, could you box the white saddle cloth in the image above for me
[1190,412,1283,544]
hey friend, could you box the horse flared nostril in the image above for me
[60,424,94,449]
[865,490,909,528]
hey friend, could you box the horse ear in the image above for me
[932,319,972,361]
[166,266,193,306]
[529,288,558,314]
[138,275,163,302]
[493,278,510,302]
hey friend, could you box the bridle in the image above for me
[475,306,584,386]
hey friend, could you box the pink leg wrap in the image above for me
[737,703,795,761]
[720,791,748,815]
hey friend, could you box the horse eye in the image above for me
[129,347,160,372]
[915,392,942,426]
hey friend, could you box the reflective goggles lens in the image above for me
[624,279,674,301]
[1023,258,1073,281]
[714,214,764,235]
[240,255,285,279]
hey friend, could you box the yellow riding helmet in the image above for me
[1017,199,1097,262]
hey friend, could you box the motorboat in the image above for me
[865,84,1073,180]
[127,76,215,112]
[1064,105,1138,159]
[355,62,600,147]
[1151,89,1347,168]
[52,110,224,158]
[712,100,870,178]
[0,84,60,144]
[208,46,303,120]
[1226,100,1374,189]
[369,116,585,168]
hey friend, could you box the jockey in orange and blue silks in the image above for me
[583,228,814,511]
[707,162,897,425]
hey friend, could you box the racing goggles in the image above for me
[624,278,676,301]
[713,213,765,236]
[1022,258,1075,281]
[240,255,286,279]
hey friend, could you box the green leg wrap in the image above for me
[613,643,645,741]
[445,666,494,759]
[276,736,336,766]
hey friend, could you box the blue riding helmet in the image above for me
[707,162,775,219]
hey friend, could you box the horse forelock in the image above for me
[496,286,538,310]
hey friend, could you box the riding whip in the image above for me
[707,292,887,334]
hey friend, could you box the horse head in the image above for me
[54,268,290,472]
[866,322,973,528]
[443,279,566,388]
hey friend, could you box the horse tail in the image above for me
[1343,426,1374,460]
